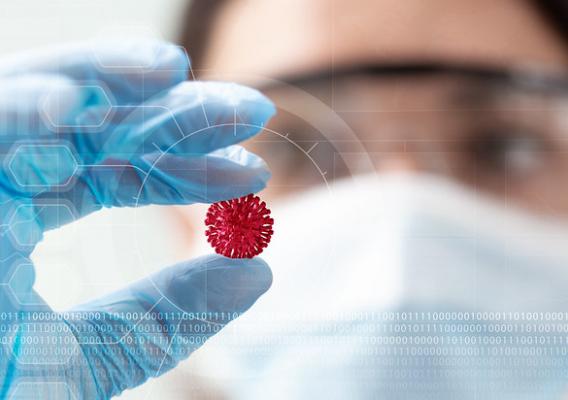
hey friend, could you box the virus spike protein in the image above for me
[205,194,274,258]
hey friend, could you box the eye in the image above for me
[463,126,549,176]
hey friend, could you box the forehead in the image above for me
[200,0,568,79]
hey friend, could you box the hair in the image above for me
[180,0,228,73]
[180,0,568,72]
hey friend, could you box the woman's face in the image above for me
[195,0,568,214]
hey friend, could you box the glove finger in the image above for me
[34,145,270,230]
[0,74,86,138]
[0,79,274,196]
[66,255,272,399]
[71,81,276,162]
[0,40,189,104]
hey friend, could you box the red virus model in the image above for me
[205,194,274,259]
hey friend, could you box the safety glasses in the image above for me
[249,63,568,214]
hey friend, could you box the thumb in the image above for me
[67,255,272,399]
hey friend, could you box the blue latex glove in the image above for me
[0,40,274,399]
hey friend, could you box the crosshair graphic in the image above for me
[122,73,376,353]
[132,116,372,326]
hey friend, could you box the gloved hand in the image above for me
[0,40,274,399]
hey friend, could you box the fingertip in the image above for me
[232,82,276,117]
[194,81,276,141]
[231,84,276,139]
[156,42,191,84]
[254,93,277,123]
[203,146,272,201]
[203,254,273,297]
[161,254,273,313]
[246,256,273,294]
[210,145,271,179]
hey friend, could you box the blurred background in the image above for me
[0,0,186,52]
[4,0,568,398]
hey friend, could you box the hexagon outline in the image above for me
[7,144,79,188]
[6,262,43,307]
[9,380,77,399]
[40,82,114,130]
[6,202,76,248]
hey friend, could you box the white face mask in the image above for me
[192,173,568,399]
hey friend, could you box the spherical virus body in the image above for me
[205,194,274,259]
